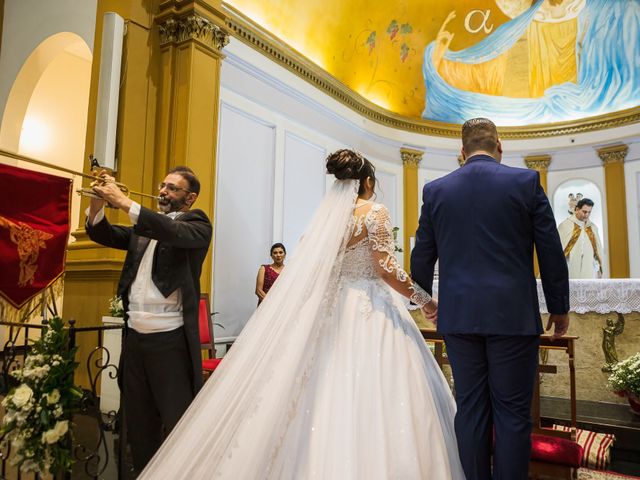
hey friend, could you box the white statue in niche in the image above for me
[557,196,604,279]
[567,192,583,215]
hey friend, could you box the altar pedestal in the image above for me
[99,316,124,413]
[537,279,640,405]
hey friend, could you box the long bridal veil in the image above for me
[141,179,360,479]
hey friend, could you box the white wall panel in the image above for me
[375,169,397,221]
[213,104,276,335]
[281,132,326,255]
[375,167,401,262]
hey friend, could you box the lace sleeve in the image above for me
[365,204,431,307]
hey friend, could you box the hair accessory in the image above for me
[353,150,366,171]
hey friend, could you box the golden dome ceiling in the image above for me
[225,0,640,130]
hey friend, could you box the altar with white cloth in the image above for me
[426,279,640,404]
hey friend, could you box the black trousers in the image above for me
[443,334,540,480]
[122,327,194,474]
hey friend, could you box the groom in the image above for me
[411,118,570,480]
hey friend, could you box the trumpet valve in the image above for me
[76,187,101,199]
[75,188,118,208]
[117,183,130,196]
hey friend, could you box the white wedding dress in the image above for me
[141,180,465,479]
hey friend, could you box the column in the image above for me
[401,147,424,272]
[155,0,229,295]
[524,154,551,192]
[525,154,551,278]
[598,144,630,278]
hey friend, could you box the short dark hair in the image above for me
[168,166,200,195]
[576,198,594,210]
[461,118,499,155]
[270,243,286,255]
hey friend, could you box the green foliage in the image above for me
[0,317,82,475]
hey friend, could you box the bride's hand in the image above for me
[421,298,438,326]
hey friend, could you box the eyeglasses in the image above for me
[158,182,191,194]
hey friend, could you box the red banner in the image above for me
[0,163,71,309]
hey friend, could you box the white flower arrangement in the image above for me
[0,317,82,475]
[608,352,640,397]
[108,295,124,318]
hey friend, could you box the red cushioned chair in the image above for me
[529,335,582,479]
[199,294,222,379]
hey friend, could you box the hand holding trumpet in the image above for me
[88,170,133,220]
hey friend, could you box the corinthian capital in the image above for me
[597,144,628,166]
[400,148,424,166]
[524,154,551,172]
[158,13,229,51]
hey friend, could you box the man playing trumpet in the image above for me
[86,166,212,474]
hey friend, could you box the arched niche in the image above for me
[552,178,607,276]
[0,32,92,232]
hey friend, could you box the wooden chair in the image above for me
[199,294,222,379]
[420,329,582,479]
[420,329,448,370]
[529,335,582,480]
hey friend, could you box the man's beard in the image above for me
[158,195,187,213]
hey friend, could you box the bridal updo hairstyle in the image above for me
[326,149,376,195]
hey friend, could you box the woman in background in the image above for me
[255,243,286,304]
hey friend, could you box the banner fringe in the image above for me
[0,278,64,324]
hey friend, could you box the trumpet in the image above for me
[77,155,161,202]
[0,149,161,202]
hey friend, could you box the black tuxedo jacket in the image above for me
[87,206,212,393]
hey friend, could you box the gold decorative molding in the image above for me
[597,144,629,165]
[524,154,552,172]
[401,148,422,271]
[158,13,229,51]
[222,3,640,139]
[457,155,466,167]
[158,18,179,44]
[400,147,424,166]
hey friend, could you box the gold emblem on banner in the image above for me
[0,215,53,287]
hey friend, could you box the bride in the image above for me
[140,149,465,479]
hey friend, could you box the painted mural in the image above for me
[424,0,640,125]
[226,0,640,126]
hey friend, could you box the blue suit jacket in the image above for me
[410,154,569,335]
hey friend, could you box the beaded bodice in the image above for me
[342,237,379,281]
[340,203,431,307]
